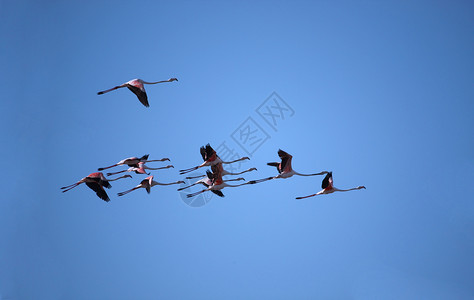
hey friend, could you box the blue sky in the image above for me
[1,0,473,299]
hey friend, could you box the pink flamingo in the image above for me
[97,78,178,107]
[296,172,366,199]
[117,175,184,196]
[61,172,132,202]
[185,165,257,180]
[98,154,170,171]
[106,162,174,176]
[250,149,328,184]
[179,144,249,175]
[177,174,246,197]
[185,167,262,198]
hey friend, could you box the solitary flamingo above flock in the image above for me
[62,76,366,202]
[97,77,178,107]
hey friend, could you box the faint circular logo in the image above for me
[178,172,213,208]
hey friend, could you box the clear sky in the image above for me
[1,0,473,299]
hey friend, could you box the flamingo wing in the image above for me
[205,144,215,160]
[200,146,207,161]
[206,170,215,184]
[211,190,225,197]
[135,168,148,174]
[267,162,281,173]
[86,182,110,202]
[321,172,333,189]
[277,149,292,172]
[88,174,112,189]
[126,85,149,107]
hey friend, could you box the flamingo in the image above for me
[98,154,170,171]
[295,172,366,199]
[97,77,178,107]
[61,172,132,202]
[250,149,328,184]
[179,144,249,175]
[185,166,258,180]
[177,174,246,196]
[185,166,261,198]
[117,175,184,196]
[106,162,174,176]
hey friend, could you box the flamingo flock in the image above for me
[61,76,366,202]
[62,147,364,202]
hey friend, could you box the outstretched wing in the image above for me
[211,190,225,197]
[86,182,110,202]
[321,172,333,189]
[267,162,281,174]
[127,85,149,107]
[89,176,112,189]
[205,144,216,161]
[206,170,215,183]
[200,146,207,161]
[278,149,292,172]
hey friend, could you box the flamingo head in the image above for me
[177,180,185,184]
[236,177,245,181]
[123,175,133,178]
[166,165,174,168]
[358,186,366,189]
[242,157,250,160]
[248,167,257,171]
[169,78,178,82]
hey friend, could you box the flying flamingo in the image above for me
[98,154,170,171]
[106,162,174,176]
[185,167,261,198]
[295,172,366,199]
[185,166,258,180]
[97,77,178,107]
[61,172,132,202]
[250,149,328,184]
[179,144,249,175]
[177,174,246,197]
[117,175,185,196]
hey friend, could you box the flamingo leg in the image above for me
[295,193,319,200]
[185,174,206,180]
[61,181,84,192]
[247,177,274,184]
[106,170,127,176]
[97,85,123,95]
[98,164,119,171]
[186,189,209,198]
[179,165,202,175]
[117,186,141,196]
[177,182,201,191]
